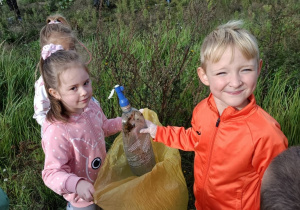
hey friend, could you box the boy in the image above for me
[141,20,288,209]
[261,146,300,210]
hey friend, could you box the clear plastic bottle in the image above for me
[114,85,156,176]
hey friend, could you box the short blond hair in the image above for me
[200,20,259,70]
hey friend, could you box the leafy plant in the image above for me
[58,0,74,9]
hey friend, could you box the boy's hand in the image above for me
[76,180,95,202]
[140,120,157,139]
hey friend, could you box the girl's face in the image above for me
[50,65,92,114]
[198,46,262,115]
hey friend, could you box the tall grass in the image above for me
[255,70,300,145]
[0,0,299,209]
[0,41,67,209]
[0,42,39,154]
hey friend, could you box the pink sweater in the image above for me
[41,100,122,208]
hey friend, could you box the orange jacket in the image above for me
[155,94,288,210]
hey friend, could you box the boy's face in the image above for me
[197,46,262,115]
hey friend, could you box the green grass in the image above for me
[255,69,300,145]
[0,0,300,209]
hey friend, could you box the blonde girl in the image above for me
[41,49,121,209]
[34,14,93,130]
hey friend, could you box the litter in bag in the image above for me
[94,108,189,210]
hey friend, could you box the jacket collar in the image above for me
[207,93,257,121]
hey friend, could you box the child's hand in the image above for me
[140,119,157,139]
[76,180,95,202]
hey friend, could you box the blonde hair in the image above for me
[46,14,70,27]
[37,15,92,78]
[39,22,76,50]
[36,16,77,79]
[200,20,259,70]
[41,50,89,123]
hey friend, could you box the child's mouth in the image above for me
[81,97,89,103]
[227,90,243,95]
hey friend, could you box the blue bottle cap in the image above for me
[114,85,130,107]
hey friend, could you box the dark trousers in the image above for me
[6,0,21,18]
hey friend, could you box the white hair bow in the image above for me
[41,44,64,60]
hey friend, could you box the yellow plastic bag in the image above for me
[94,108,189,210]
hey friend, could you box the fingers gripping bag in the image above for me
[93,86,188,210]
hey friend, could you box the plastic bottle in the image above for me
[114,85,156,176]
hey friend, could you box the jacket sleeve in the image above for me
[33,77,50,126]
[252,124,288,180]
[154,125,198,151]
[42,124,82,195]
[153,105,201,151]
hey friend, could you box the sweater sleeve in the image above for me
[98,106,122,137]
[33,77,50,126]
[41,124,82,195]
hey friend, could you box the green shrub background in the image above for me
[0,0,299,209]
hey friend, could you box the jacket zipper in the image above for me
[216,118,220,127]
[201,117,220,208]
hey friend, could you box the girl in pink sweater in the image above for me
[40,47,122,209]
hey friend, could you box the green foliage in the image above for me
[0,0,299,209]
[58,0,74,9]
[0,43,39,153]
[0,42,67,208]
[92,0,205,127]
[255,69,300,145]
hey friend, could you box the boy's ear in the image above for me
[197,67,210,86]
[49,88,61,100]
[257,59,263,76]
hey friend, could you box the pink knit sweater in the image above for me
[42,100,122,208]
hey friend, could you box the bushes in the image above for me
[0,0,299,209]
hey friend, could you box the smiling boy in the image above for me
[198,45,262,115]
[141,20,288,209]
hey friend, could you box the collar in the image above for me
[207,93,257,121]
[68,100,92,122]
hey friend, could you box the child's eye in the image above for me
[242,68,252,72]
[70,87,77,91]
[84,80,90,86]
[216,72,226,76]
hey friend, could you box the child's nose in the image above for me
[80,87,88,96]
[229,74,242,87]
